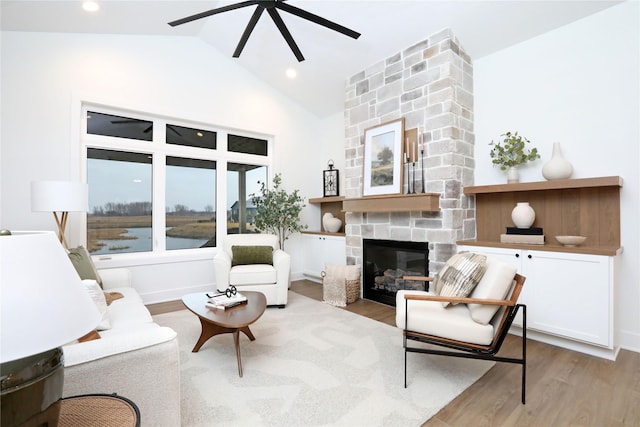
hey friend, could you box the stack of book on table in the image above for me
[500,227,545,245]
[206,292,248,310]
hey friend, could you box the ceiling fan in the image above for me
[168,0,361,62]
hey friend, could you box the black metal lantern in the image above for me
[323,160,339,197]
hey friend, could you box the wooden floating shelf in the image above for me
[308,196,344,204]
[464,176,622,195]
[458,240,622,257]
[343,193,440,213]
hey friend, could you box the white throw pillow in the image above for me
[468,255,517,325]
[82,279,111,330]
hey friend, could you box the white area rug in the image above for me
[153,292,493,426]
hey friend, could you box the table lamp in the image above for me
[0,231,101,426]
[31,181,88,250]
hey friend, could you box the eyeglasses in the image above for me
[207,285,237,299]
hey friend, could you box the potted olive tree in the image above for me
[250,173,307,250]
[489,131,540,183]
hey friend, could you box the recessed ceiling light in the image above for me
[82,1,100,12]
[286,68,297,79]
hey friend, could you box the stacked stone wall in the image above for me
[344,29,476,273]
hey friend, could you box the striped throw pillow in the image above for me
[435,252,488,307]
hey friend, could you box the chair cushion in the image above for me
[435,252,487,307]
[230,264,277,285]
[468,255,517,325]
[396,290,495,345]
[231,245,273,266]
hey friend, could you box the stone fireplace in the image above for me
[343,28,476,281]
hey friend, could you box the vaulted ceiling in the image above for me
[1,1,621,117]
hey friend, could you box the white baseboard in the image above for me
[619,329,640,354]
[509,327,620,361]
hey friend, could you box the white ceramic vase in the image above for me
[512,202,535,228]
[507,166,519,184]
[542,142,573,180]
[322,213,342,233]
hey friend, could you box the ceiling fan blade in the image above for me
[168,0,260,27]
[275,2,360,40]
[267,8,304,62]
[233,5,265,58]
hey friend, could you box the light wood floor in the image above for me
[149,280,640,426]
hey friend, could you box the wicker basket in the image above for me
[322,264,361,306]
[345,278,360,304]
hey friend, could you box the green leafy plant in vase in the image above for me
[250,173,307,250]
[489,131,540,183]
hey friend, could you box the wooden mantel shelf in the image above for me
[343,193,440,213]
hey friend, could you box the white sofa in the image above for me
[62,268,181,426]
[214,233,291,307]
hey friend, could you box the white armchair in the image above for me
[214,234,290,307]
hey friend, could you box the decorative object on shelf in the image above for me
[542,142,573,181]
[363,118,405,196]
[250,173,307,250]
[31,180,88,250]
[322,212,342,233]
[323,160,339,197]
[555,235,587,247]
[511,202,536,229]
[404,128,418,194]
[419,128,425,193]
[489,131,540,183]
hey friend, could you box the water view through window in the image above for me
[85,107,271,255]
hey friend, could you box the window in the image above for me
[87,148,153,254]
[166,157,216,250]
[226,163,267,234]
[87,111,153,141]
[83,105,272,256]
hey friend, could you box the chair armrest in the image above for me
[98,268,132,290]
[403,293,514,307]
[403,276,434,282]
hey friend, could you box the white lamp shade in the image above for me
[0,232,101,363]
[31,181,88,212]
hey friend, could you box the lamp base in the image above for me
[1,347,64,427]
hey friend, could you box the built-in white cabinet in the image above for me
[459,245,617,359]
[302,233,346,281]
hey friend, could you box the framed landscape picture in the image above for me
[362,118,405,196]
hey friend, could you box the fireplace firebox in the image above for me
[362,239,429,306]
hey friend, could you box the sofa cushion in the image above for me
[231,245,273,266]
[396,290,495,345]
[230,264,277,285]
[68,246,103,288]
[468,256,517,325]
[82,279,110,330]
[435,252,487,307]
[106,291,153,329]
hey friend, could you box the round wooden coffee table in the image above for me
[181,291,267,377]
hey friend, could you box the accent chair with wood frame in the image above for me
[396,254,527,404]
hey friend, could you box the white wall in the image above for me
[0,32,324,302]
[474,1,640,352]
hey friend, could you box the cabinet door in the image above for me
[524,250,612,347]
[302,235,346,280]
